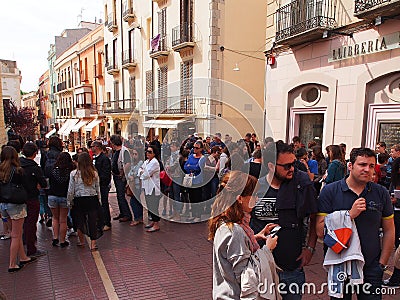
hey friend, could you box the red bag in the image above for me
[160,170,172,186]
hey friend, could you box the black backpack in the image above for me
[44,151,58,178]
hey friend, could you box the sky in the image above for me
[0,0,103,92]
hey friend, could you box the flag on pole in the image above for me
[151,34,161,52]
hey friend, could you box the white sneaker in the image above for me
[103,225,111,231]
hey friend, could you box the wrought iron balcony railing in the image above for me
[146,95,196,115]
[106,14,117,31]
[275,0,337,44]
[106,57,119,74]
[122,6,135,21]
[103,99,137,114]
[172,22,194,47]
[122,49,136,66]
[56,81,67,92]
[354,0,399,16]
[150,35,169,54]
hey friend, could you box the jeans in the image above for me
[171,181,183,213]
[278,268,306,300]
[24,199,40,256]
[113,176,132,219]
[394,210,400,248]
[331,263,383,300]
[130,194,143,221]
[100,185,111,226]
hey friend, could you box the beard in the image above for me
[274,170,293,182]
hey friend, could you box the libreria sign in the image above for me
[328,32,400,62]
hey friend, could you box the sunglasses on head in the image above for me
[276,162,295,170]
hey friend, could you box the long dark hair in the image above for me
[54,152,74,171]
[0,146,22,183]
[208,171,258,240]
[330,145,345,165]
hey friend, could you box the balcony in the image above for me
[275,0,337,46]
[56,81,67,92]
[172,22,195,52]
[106,58,119,75]
[122,7,135,22]
[75,103,92,118]
[122,49,137,70]
[354,0,400,19]
[106,14,118,32]
[94,64,103,78]
[149,35,169,59]
[146,96,197,115]
[103,99,137,114]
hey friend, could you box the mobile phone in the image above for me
[268,226,281,238]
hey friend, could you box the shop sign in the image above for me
[328,32,400,62]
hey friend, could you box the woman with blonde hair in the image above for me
[67,152,102,251]
[209,171,279,299]
[0,146,36,272]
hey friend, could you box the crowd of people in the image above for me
[1,131,400,300]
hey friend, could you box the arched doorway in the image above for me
[113,118,122,136]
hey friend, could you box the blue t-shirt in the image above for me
[307,159,318,175]
[318,179,393,268]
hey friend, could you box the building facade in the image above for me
[1,59,22,107]
[53,23,104,151]
[103,0,267,142]
[265,0,400,150]
[21,91,39,139]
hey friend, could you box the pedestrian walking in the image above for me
[67,153,103,251]
[127,147,144,226]
[317,147,395,299]
[139,145,161,232]
[209,171,279,300]
[0,146,37,272]
[47,152,74,247]
[20,142,47,257]
[91,141,112,231]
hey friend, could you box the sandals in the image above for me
[8,265,23,273]
[90,245,98,252]
[129,220,143,226]
[146,227,160,233]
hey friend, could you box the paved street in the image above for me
[0,193,398,299]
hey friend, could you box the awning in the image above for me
[45,128,56,138]
[84,119,102,131]
[142,119,186,129]
[71,120,88,132]
[58,119,79,135]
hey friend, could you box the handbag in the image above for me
[160,170,172,187]
[182,173,193,188]
[125,183,134,197]
[0,167,28,204]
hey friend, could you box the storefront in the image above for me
[266,24,400,151]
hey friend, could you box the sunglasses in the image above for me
[146,150,154,154]
[193,146,201,149]
[276,162,295,170]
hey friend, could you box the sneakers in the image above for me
[52,239,59,246]
[60,241,70,248]
[382,279,400,288]
[29,250,47,258]
[67,228,77,237]
[103,225,111,231]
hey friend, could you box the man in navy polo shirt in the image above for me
[316,147,395,300]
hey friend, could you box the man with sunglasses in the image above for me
[251,140,318,299]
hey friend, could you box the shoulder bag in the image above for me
[0,167,28,204]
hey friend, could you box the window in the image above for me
[158,66,168,111]
[146,70,154,108]
[129,76,136,100]
[113,80,119,101]
[158,8,167,50]
[180,60,193,111]
[105,44,109,65]
[128,29,135,61]
[112,39,117,67]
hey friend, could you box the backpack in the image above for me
[44,151,58,178]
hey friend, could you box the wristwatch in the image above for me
[380,263,388,271]
[305,245,315,254]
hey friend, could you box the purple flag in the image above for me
[151,34,161,51]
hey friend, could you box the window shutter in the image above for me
[146,70,154,109]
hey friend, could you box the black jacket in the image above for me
[94,152,112,186]
[20,157,47,200]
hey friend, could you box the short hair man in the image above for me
[109,135,132,222]
[251,141,318,299]
[20,142,48,256]
[292,136,302,150]
[317,148,395,299]
[92,141,112,230]
[376,141,387,154]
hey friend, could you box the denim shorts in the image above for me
[48,196,68,209]
[0,203,27,220]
